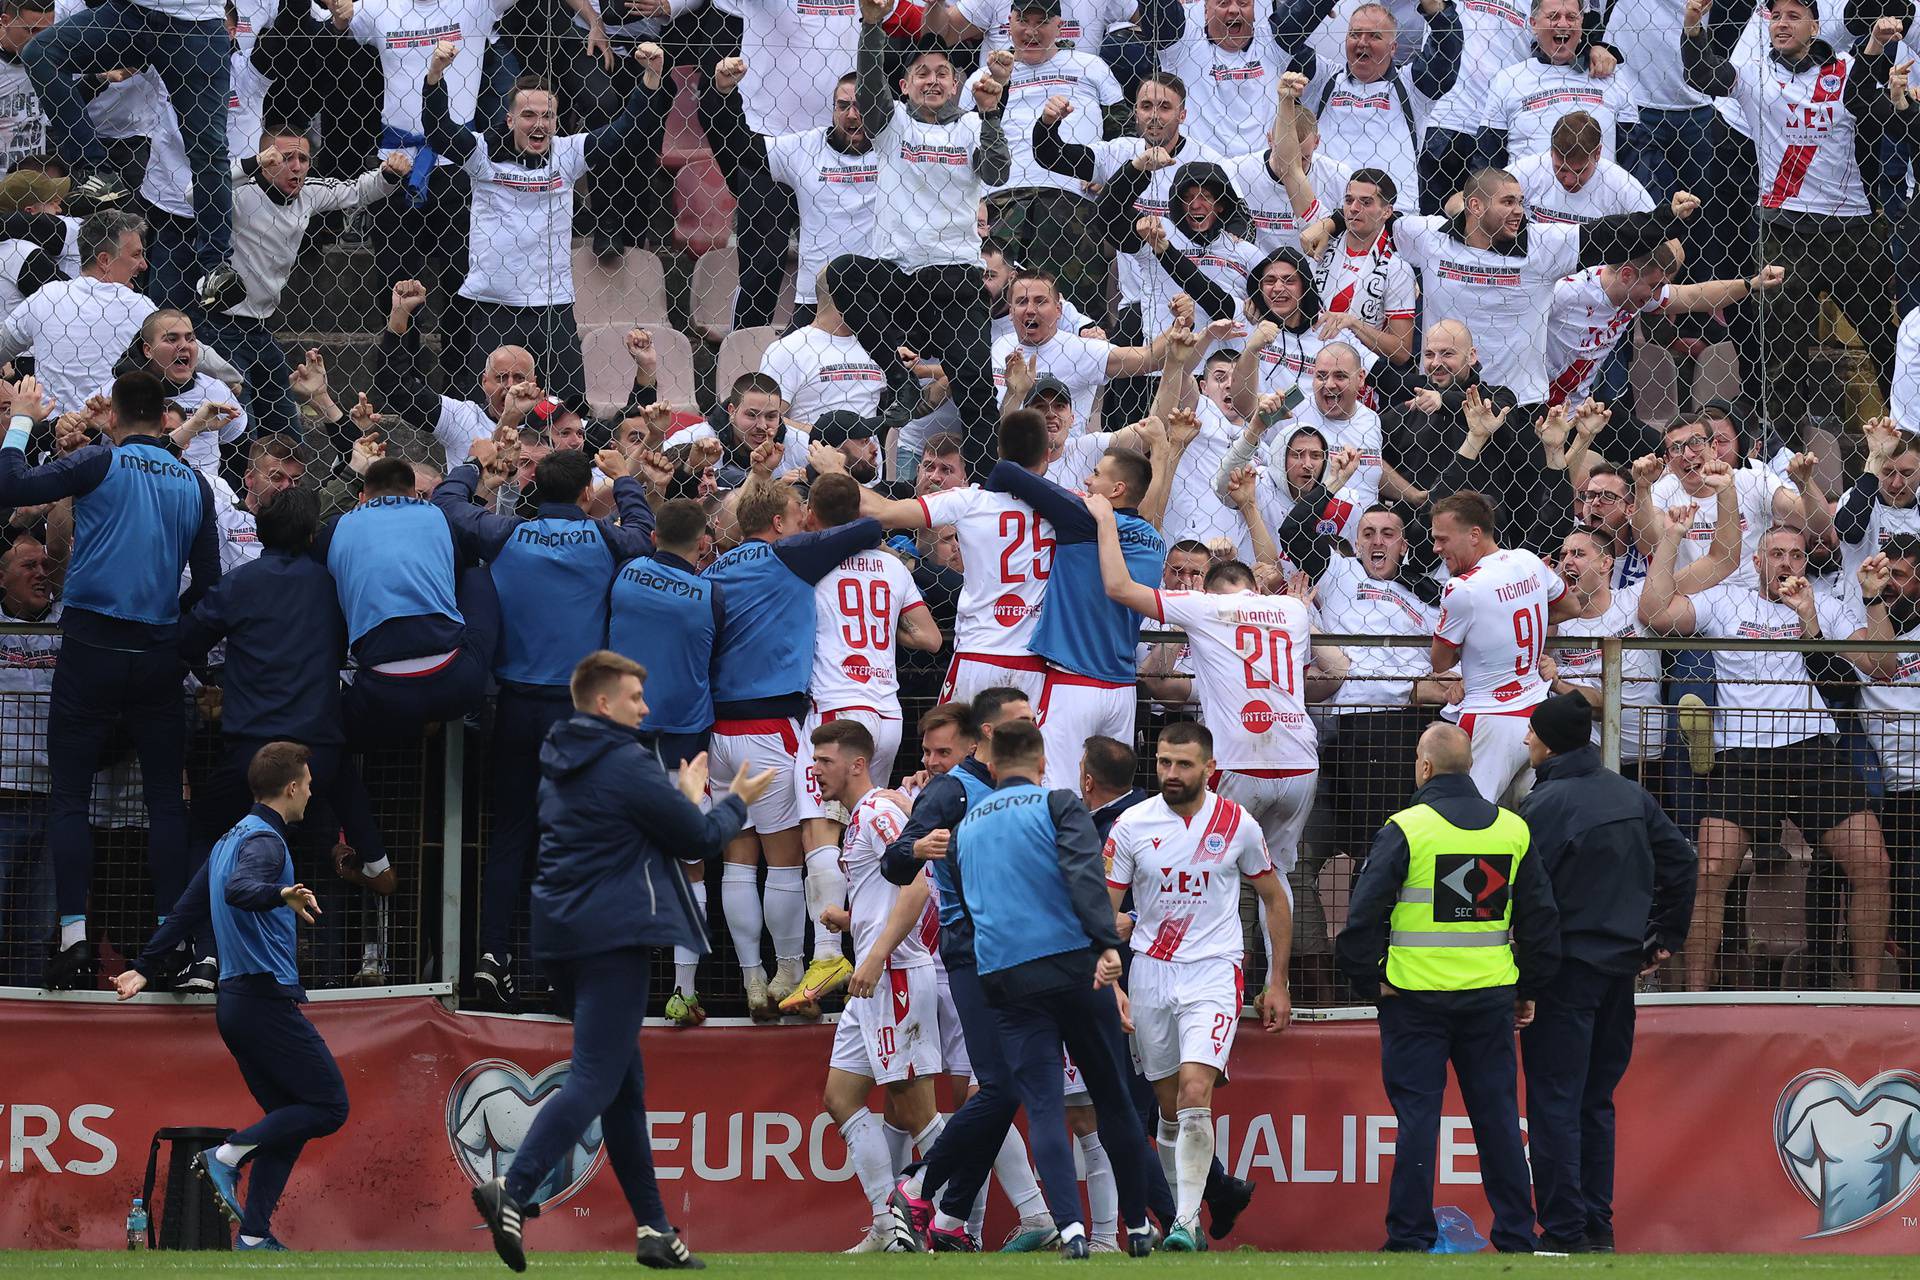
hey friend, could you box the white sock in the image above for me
[214,1142,253,1166]
[673,880,707,988]
[1156,1113,1179,1191]
[912,1114,945,1159]
[239,1235,265,1246]
[881,1121,912,1174]
[993,1124,1049,1220]
[60,917,84,949]
[840,1110,895,1227]
[803,845,847,962]
[932,1208,966,1232]
[1080,1133,1116,1243]
[1175,1108,1214,1228]
[904,1167,926,1199]
[967,1175,990,1241]
[359,855,391,876]
[1058,1222,1087,1245]
[721,864,762,971]
[763,866,806,968]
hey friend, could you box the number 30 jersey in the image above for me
[1435,547,1566,718]
[917,486,1053,657]
[1152,589,1315,772]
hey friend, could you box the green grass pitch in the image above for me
[4,1254,1918,1278]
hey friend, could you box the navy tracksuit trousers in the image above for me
[479,686,573,958]
[1521,961,1636,1246]
[216,990,350,1239]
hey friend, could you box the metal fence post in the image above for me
[1600,634,1623,772]
[440,721,465,996]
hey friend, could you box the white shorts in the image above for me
[709,717,801,835]
[940,651,1048,707]
[1457,711,1535,807]
[1214,768,1318,876]
[1062,1049,1090,1104]
[796,706,904,821]
[829,963,942,1084]
[1037,667,1137,792]
[935,965,971,1080]
[1128,953,1244,1083]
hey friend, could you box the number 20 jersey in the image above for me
[1152,589,1315,772]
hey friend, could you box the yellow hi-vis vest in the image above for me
[1383,802,1531,992]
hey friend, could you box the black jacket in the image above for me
[1336,772,1561,1006]
[1518,745,1697,975]
[180,547,349,746]
[532,713,746,961]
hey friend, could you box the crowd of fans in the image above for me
[0,0,1915,1006]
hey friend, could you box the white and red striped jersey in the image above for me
[843,788,937,969]
[809,549,925,714]
[1726,50,1872,217]
[1435,547,1566,718]
[1314,227,1418,334]
[1544,266,1668,406]
[1152,588,1317,771]
[1105,791,1272,964]
[918,486,1053,657]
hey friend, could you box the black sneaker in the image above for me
[474,953,519,1013]
[143,946,190,992]
[878,371,924,431]
[196,263,247,314]
[1585,1233,1616,1254]
[472,1176,527,1272]
[1126,1223,1159,1257]
[1059,1232,1089,1260]
[66,170,131,215]
[635,1225,704,1269]
[179,957,218,993]
[43,939,96,991]
[1205,1173,1254,1239]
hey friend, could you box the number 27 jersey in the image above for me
[1106,792,1273,964]
[1153,589,1315,772]
[918,486,1053,657]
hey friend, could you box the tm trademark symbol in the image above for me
[1903,1216,1918,1228]
[574,1207,590,1218]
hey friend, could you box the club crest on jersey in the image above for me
[1819,73,1842,94]
[1204,832,1227,857]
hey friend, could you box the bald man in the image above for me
[1379,319,1509,493]
[1335,721,1561,1254]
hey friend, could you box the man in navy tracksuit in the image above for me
[432,446,656,1012]
[470,650,774,1274]
[882,690,1059,1252]
[608,497,725,1024]
[0,370,219,990]
[1517,694,1697,1252]
[311,456,501,744]
[180,487,390,981]
[948,718,1153,1258]
[116,742,349,1252]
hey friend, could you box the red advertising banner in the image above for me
[3,995,1919,1254]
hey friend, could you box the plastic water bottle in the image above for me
[1430,1206,1487,1254]
[126,1197,149,1251]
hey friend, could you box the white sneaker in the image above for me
[1090,1238,1121,1253]
[767,957,804,1004]
[844,1227,892,1253]
[744,966,776,1023]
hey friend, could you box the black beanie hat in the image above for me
[1530,692,1593,755]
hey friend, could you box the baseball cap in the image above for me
[1025,375,1073,407]
[811,410,879,447]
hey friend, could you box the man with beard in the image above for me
[1379,318,1504,487]
[760,279,887,426]
[701,61,877,332]
[1268,73,1416,367]
[826,3,1009,466]
[1640,521,1888,991]
[665,373,810,489]
[1271,0,1463,213]
[421,38,673,407]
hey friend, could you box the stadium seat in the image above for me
[1629,328,1680,429]
[1746,856,1810,961]
[582,323,695,415]
[1690,341,1741,408]
[690,248,796,343]
[715,325,780,401]
[672,158,735,259]
[572,247,668,327]
[1317,855,1353,941]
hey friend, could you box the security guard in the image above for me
[1336,722,1560,1254]
[1518,693,1696,1253]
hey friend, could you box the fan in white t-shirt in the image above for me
[1151,0,1295,156]
[1634,414,1825,591]
[990,267,1169,430]
[1508,114,1654,226]
[1480,0,1640,165]
[760,291,886,425]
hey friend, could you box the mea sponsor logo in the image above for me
[0,1104,117,1174]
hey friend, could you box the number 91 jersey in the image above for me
[1152,588,1316,772]
[1434,547,1566,718]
